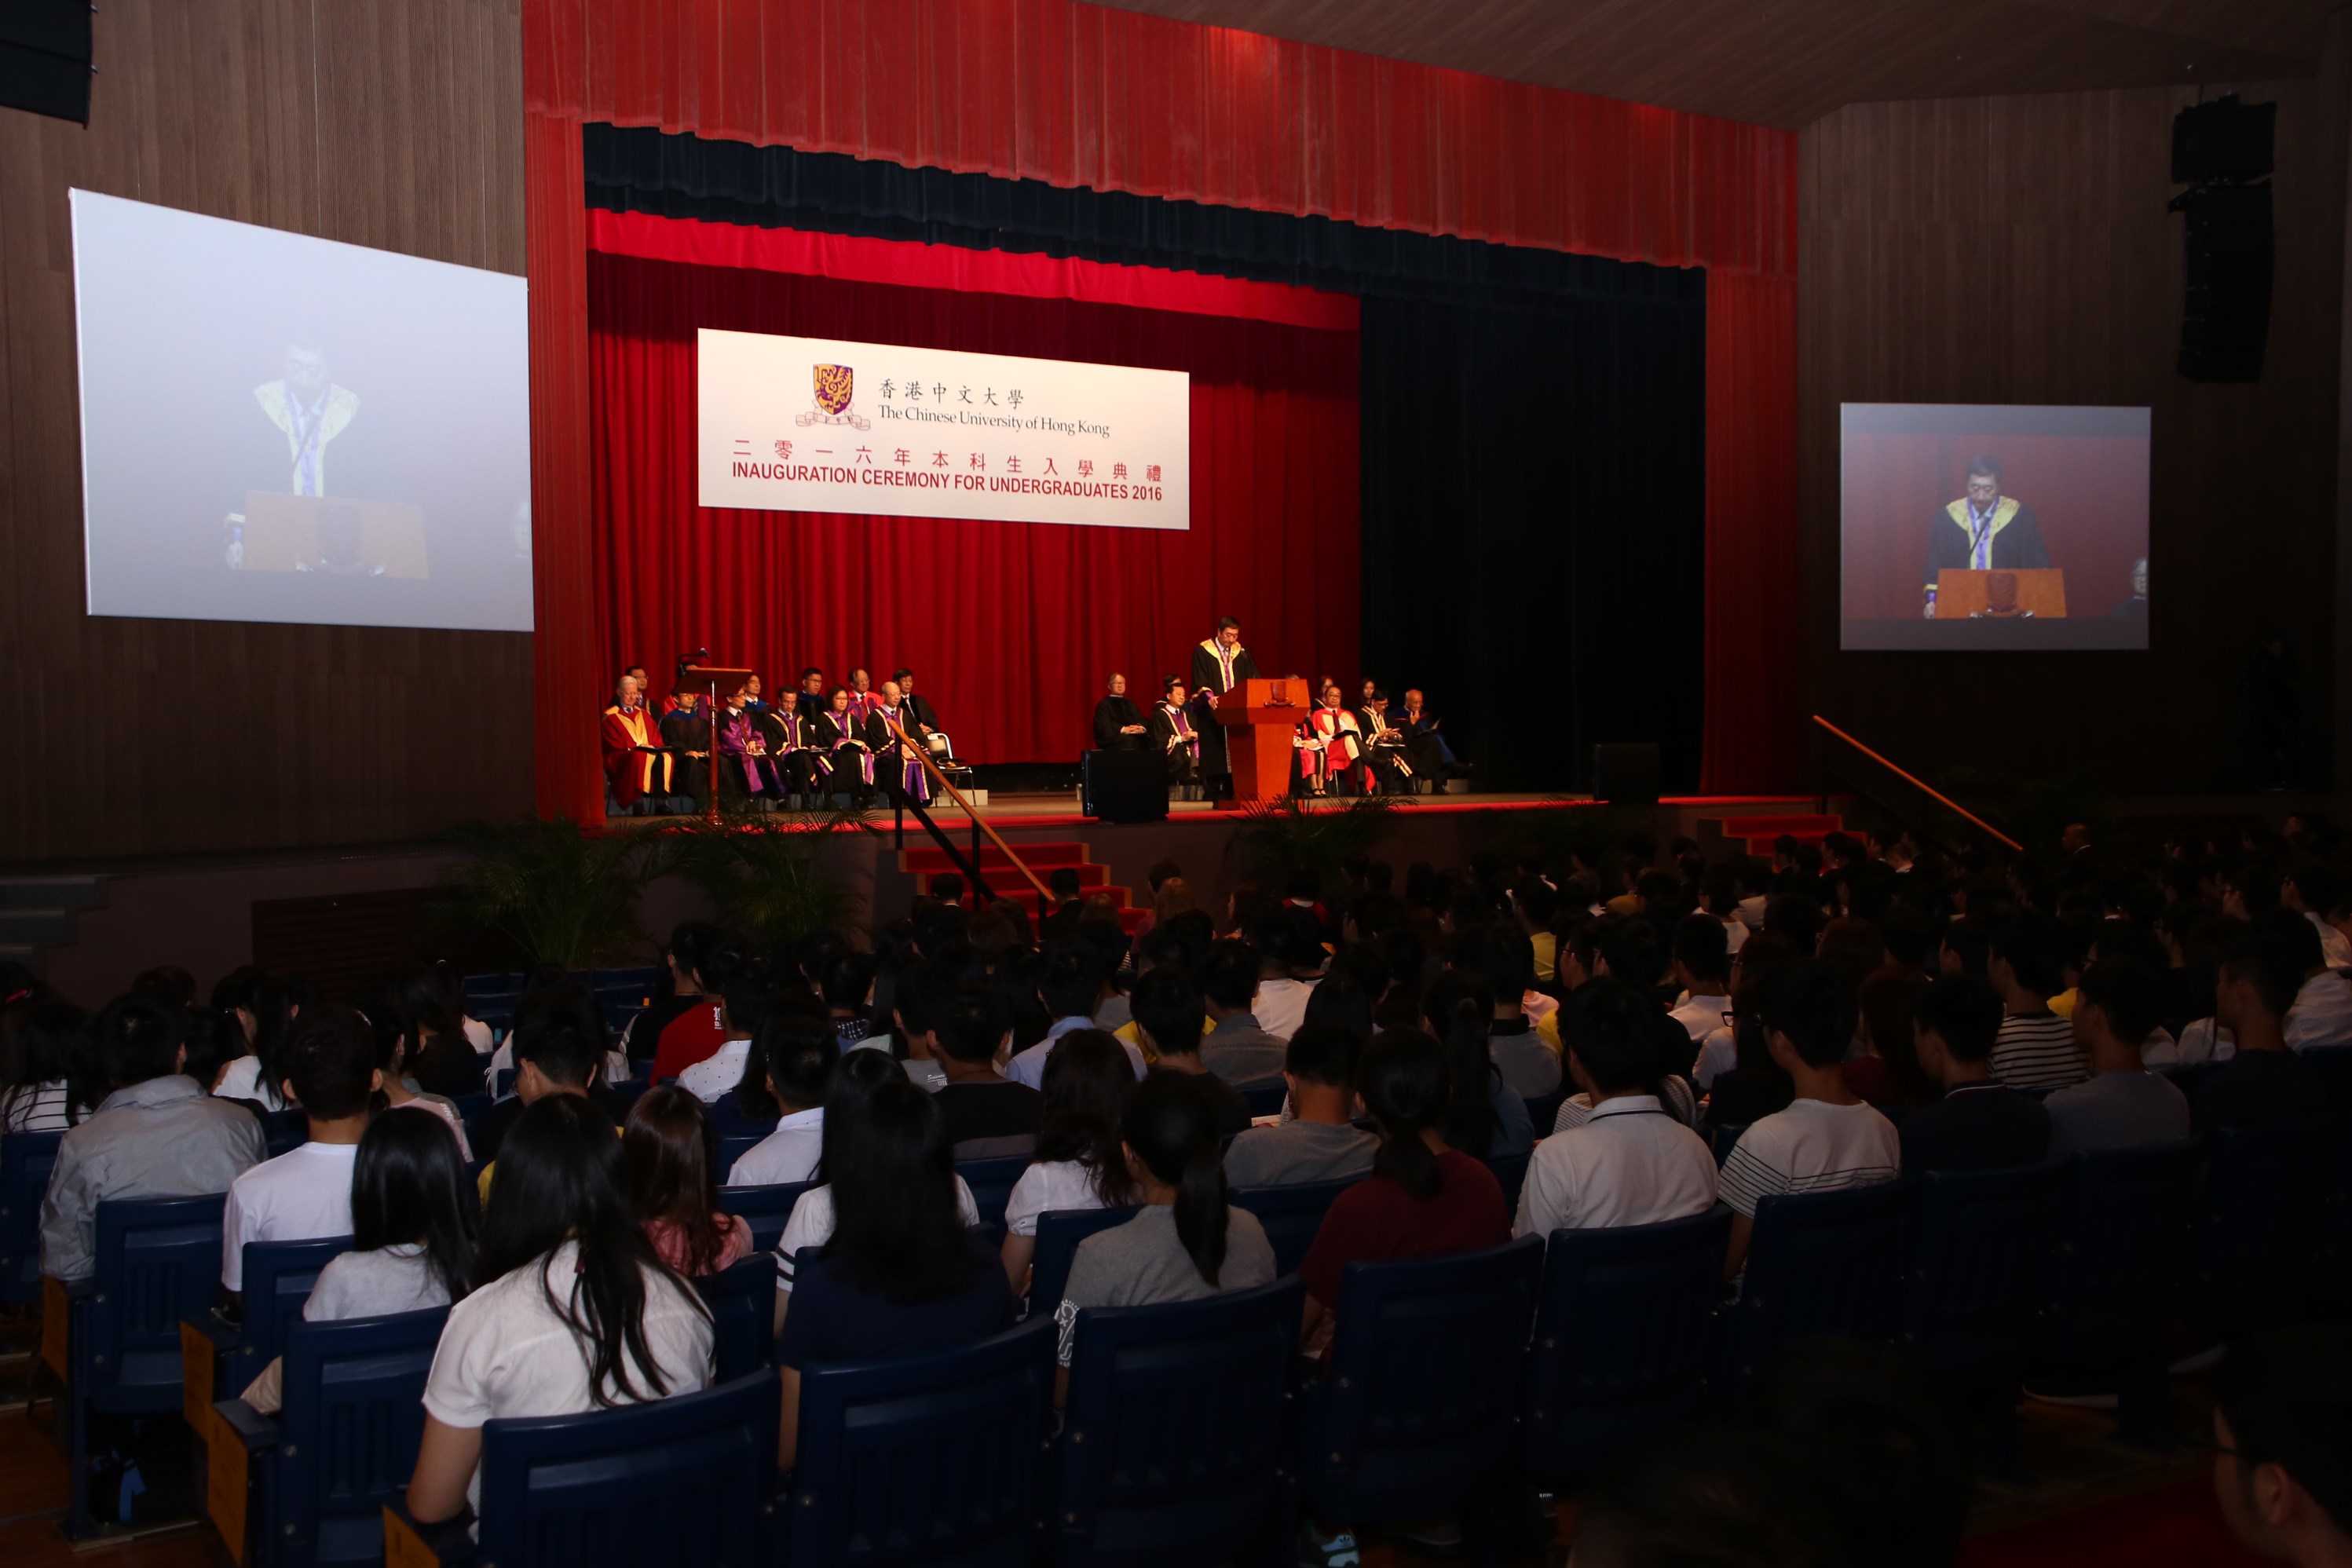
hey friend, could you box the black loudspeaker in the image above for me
[1082,749,1168,823]
[0,0,93,124]
[1592,743,1660,806]
[2171,96,2275,385]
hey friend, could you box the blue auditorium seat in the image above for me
[58,1193,227,1537]
[712,1132,764,1184]
[262,1109,309,1160]
[0,1128,62,1307]
[1053,1279,1307,1566]
[954,1154,1033,1233]
[1238,1079,1288,1119]
[1522,1205,1732,1481]
[1715,1178,1909,1402]
[693,1255,780,1383]
[212,1305,448,1568]
[716,1181,811,1255]
[185,1234,353,1436]
[2185,1120,2335,1343]
[1026,1205,1141,1318]
[1300,1236,1544,1566]
[1708,1123,1747,1166]
[1522,1087,1570,1136]
[2035,1139,2203,1447]
[1227,1179,1357,1278]
[1485,1152,1531,1217]
[785,1315,1058,1567]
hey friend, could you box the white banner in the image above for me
[697,329,1189,530]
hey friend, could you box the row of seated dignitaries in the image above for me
[602,665,947,813]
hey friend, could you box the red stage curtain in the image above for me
[526,0,1802,820]
[587,250,1360,765]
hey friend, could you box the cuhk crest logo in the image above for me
[796,364,870,430]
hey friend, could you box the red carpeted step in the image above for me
[1958,1475,2263,1568]
[901,842,1092,875]
[906,841,1150,934]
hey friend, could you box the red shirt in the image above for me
[652,1002,729,1083]
[1299,1149,1510,1308]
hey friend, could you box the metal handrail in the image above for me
[878,714,1055,905]
[1810,715,2022,851]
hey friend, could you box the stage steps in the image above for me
[898,841,1147,933]
[1694,813,1847,858]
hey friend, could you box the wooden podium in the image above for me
[1934,568,2066,620]
[1215,678,1309,803]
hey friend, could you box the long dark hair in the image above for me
[477,1095,704,1406]
[1359,1028,1453,1201]
[1035,1029,1139,1207]
[353,1108,477,1303]
[2,1001,89,1127]
[822,1078,980,1303]
[1421,972,1498,1160]
[624,1087,730,1277]
[247,976,299,1108]
[813,1047,904,1186]
[1121,1072,1228,1285]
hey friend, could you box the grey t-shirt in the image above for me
[305,1242,453,1321]
[1223,1119,1377,1189]
[2044,1069,2191,1157]
[1053,1203,1276,1363]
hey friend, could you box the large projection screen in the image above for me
[71,190,532,632]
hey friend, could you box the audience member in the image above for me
[928,986,1044,1151]
[1668,914,1734,1041]
[675,977,770,1102]
[2,1000,87,1131]
[2196,935,2335,1132]
[1900,972,2050,1172]
[625,922,719,1064]
[2043,958,2189,1157]
[1249,909,1324,1040]
[408,1095,714,1523]
[221,1005,381,1298]
[1000,1030,1139,1291]
[214,975,302,1109]
[649,937,748,1084]
[719,1013,836,1186]
[625,1086,751,1277]
[1515,980,1715,1238]
[1221,1024,1377,1188]
[1988,918,2088,1091]
[360,988,472,1159]
[2212,1325,2352,1568]
[394,966,488,1098]
[42,1000,265,1284]
[1008,945,1145,1087]
[2270,908,2352,1053]
[1131,968,1253,1134]
[470,991,623,1174]
[1421,972,1535,1160]
[1466,926,1564,1097]
[1197,939,1289,1085]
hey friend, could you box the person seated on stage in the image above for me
[1395,687,1465,778]
[659,688,713,802]
[816,686,876,800]
[1353,687,1420,793]
[865,680,934,806]
[1189,616,1259,786]
[1150,678,1203,787]
[1295,682,1365,798]
[768,696,832,799]
[793,666,829,727]
[891,668,951,763]
[1094,673,1148,751]
[846,667,880,721]
[602,673,673,815]
[717,683,785,803]
[739,673,775,718]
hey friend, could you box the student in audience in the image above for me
[624,922,719,1065]
[2043,957,2189,1157]
[776,1078,1017,1467]
[1668,914,1736,1041]
[2268,908,2352,1052]
[675,978,770,1103]
[2211,1325,2352,1568]
[2195,934,2333,1132]
[360,989,473,1160]
[179,1007,254,1106]
[470,992,621,1180]
[1987,918,2087,1091]
[626,1086,751,1277]
[240,1107,476,1414]
[1000,1030,1139,1291]
[410,1094,713,1524]
[1007,945,1139,1087]
[214,975,302,1109]
[1900,971,2051,1172]
[1053,1071,1276,1365]
[1250,909,1324,1041]
[1221,1024,1377,1188]
[721,1012,836,1186]
[929,985,1045,1150]
[1197,939,1289,1085]
[649,937,748,1084]
[1297,1029,1510,1345]
[1468,926,1564,1098]
[1132,968,1253,1134]
[1514,980,1715,1239]
[1717,963,1900,1280]
[1420,973,1534,1160]
[222,1005,382,1299]
[2,1000,87,1131]
[395,967,488,1098]
[823,951,880,1048]
[42,1000,266,1284]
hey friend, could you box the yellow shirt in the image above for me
[1531,932,1558,985]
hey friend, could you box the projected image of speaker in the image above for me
[1083,750,1169,822]
[1593,743,1660,806]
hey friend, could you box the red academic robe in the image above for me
[602,704,672,807]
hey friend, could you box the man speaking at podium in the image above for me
[1922,455,2050,616]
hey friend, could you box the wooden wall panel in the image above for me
[1798,53,2350,795]
[0,0,529,864]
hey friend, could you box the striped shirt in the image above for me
[2,1080,73,1133]
[1717,1098,1900,1219]
[1990,1013,2086,1092]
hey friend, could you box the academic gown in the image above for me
[1922,497,2051,586]
[1297,704,1363,792]
[717,705,783,797]
[659,706,713,798]
[794,689,830,729]
[1147,702,1202,784]
[865,704,932,803]
[601,704,672,808]
[1353,707,1417,791]
[816,710,875,790]
[1095,695,1147,751]
[1187,638,1259,777]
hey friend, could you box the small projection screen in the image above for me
[71,190,532,632]
[1840,404,2149,651]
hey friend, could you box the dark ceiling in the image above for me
[1087,0,2336,129]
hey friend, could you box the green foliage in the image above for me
[665,800,871,947]
[433,814,672,971]
[1227,795,1401,897]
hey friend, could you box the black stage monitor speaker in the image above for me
[1082,749,1168,823]
[1593,743,1660,806]
[0,0,93,124]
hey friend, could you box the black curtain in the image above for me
[585,124,1707,790]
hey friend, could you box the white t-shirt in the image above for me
[221,1140,359,1290]
[1004,1159,1111,1237]
[463,1017,494,1054]
[723,1106,823,1186]
[1717,1098,1900,1219]
[1669,993,1732,1042]
[305,1242,452,1321]
[2287,970,2352,1052]
[1513,1097,1717,1238]
[214,1055,288,1111]
[678,1038,754,1104]
[771,1178,981,1293]
[421,1241,714,1512]
[1692,1027,1738,1091]
[2150,1018,2234,1068]
[2311,910,2352,972]
[1251,978,1318,1042]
